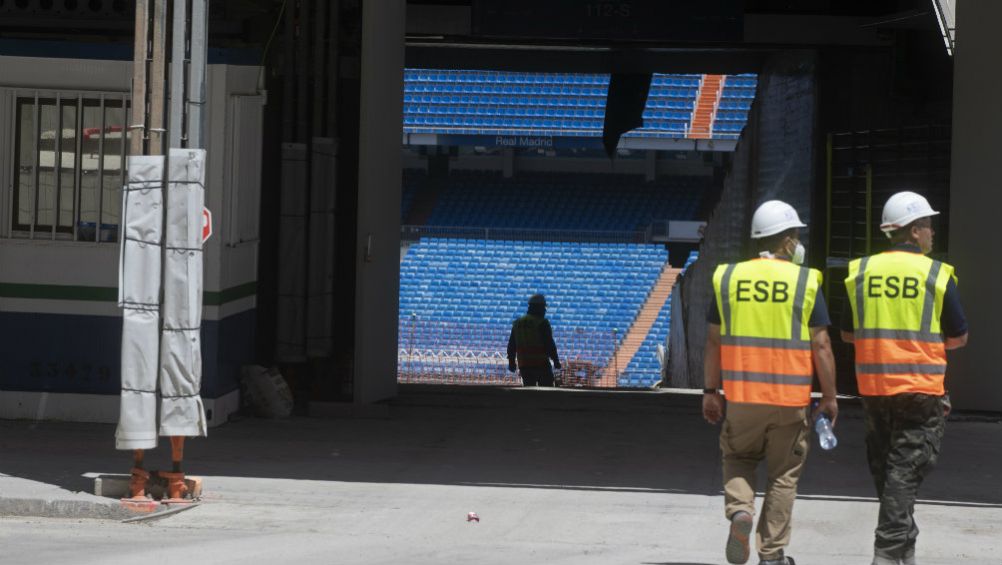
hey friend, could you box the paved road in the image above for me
[1,387,1000,564]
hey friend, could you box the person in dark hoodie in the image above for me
[507,294,562,387]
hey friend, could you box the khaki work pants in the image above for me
[720,402,810,561]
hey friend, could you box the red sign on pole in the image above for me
[202,207,212,243]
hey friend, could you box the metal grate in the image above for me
[3,89,130,242]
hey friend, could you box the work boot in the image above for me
[725,510,753,564]
[160,471,189,501]
[127,467,150,499]
[758,557,795,565]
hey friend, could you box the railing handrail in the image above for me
[401,224,657,244]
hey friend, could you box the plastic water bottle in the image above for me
[814,414,838,450]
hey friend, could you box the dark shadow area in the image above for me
[2,386,1000,508]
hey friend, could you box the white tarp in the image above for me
[116,150,207,450]
[116,155,165,450]
[159,148,207,437]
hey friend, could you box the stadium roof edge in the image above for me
[402,133,737,153]
[406,43,769,75]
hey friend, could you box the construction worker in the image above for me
[703,200,838,565]
[507,294,562,387]
[841,191,968,565]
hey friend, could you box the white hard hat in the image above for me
[750,200,807,239]
[880,191,939,234]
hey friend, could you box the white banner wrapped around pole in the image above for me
[159,148,208,437]
[116,155,165,450]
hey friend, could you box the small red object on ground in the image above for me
[466,512,480,523]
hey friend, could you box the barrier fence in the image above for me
[397,318,621,387]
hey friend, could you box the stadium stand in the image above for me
[403,70,754,140]
[398,238,670,385]
[419,170,704,231]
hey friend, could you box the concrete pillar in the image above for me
[353,0,405,403]
[947,1,1002,410]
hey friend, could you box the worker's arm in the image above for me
[703,324,724,424]
[945,333,968,350]
[541,320,561,369]
[942,278,968,350]
[507,326,517,372]
[810,326,839,425]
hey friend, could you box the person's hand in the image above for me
[508,362,517,373]
[942,394,952,418]
[703,393,724,424]
[813,396,839,426]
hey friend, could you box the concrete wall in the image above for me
[0,51,263,422]
[947,1,1002,411]
[354,0,405,403]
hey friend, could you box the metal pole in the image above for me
[313,0,327,138]
[326,0,340,135]
[282,0,296,141]
[169,0,188,148]
[148,0,168,156]
[130,0,150,156]
[188,0,208,149]
[73,96,83,241]
[53,93,61,240]
[30,93,39,239]
[96,95,106,242]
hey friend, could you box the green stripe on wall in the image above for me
[0,283,117,302]
[0,281,257,306]
[204,281,258,306]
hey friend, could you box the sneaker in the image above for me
[758,557,795,565]
[726,511,753,564]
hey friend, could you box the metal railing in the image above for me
[401,224,654,244]
[4,89,130,243]
[397,318,622,387]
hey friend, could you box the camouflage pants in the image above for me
[862,394,946,560]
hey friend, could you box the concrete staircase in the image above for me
[601,264,682,387]
[687,74,725,140]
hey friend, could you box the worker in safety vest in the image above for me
[841,191,968,565]
[507,294,562,387]
[704,200,838,565]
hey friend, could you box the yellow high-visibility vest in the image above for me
[844,251,955,396]
[712,258,822,407]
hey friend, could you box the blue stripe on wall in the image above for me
[0,309,255,399]
[0,38,260,65]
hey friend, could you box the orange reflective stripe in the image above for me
[720,345,813,376]
[722,379,811,407]
[856,372,945,396]
[854,338,946,366]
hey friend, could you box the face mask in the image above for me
[792,241,806,265]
